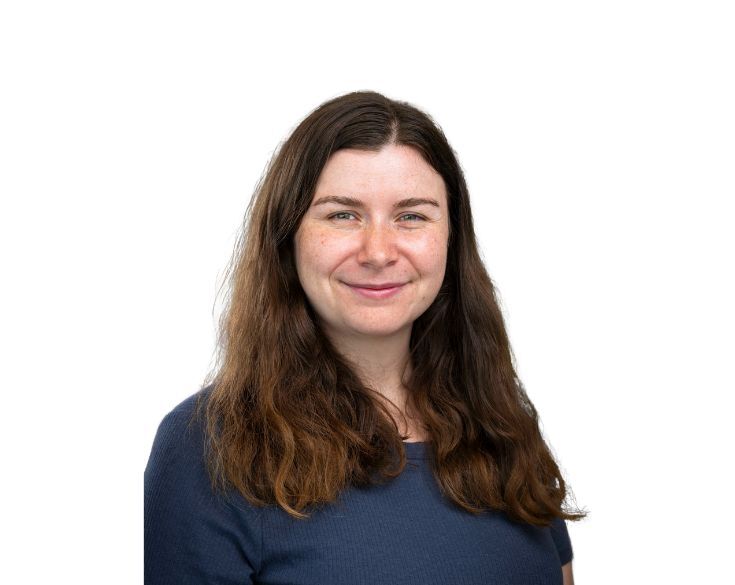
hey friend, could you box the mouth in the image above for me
[342,281,407,299]
[345,282,406,290]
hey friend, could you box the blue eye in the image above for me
[399,213,424,222]
[330,212,356,221]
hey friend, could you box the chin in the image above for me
[356,328,403,338]
[346,321,412,339]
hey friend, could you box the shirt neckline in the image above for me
[402,440,430,460]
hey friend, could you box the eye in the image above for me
[398,213,425,222]
[329,211,357,221]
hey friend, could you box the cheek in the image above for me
[295,229,346,282]
[414,233,449,276]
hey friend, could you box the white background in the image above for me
[1,1,733,583]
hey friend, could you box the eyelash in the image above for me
[329,212,425,222]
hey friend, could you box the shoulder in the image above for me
[549,516,574,565]
[144,384,215,502]
[145,388,209,478]
[144,385,262,583]
[155,385,210,438]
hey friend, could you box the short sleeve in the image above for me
[549,517,574,565]
[144,391,262,584]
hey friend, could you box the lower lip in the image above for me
[345,283,405,299]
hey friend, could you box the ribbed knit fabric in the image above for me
[145,389,573,585]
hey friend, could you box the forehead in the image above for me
[312,145,447,206]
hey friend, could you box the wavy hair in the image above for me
[195,90,586,526]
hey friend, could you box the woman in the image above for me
[145,90,586,584]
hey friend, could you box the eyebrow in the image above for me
[312,195,440,209]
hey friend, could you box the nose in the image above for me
[356,222,398,268]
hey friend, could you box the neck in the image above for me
[324,325,428,441]
[330,327,412,395]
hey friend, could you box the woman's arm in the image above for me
[562,561,574,585]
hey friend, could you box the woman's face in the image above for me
[294,144,450,344]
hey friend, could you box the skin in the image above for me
[293,144,449,437]
[563,561,574,585]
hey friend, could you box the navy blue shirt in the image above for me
[145,390,573,584]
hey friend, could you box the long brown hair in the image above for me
[196,90,587,526]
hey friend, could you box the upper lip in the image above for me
[345,282,406,290]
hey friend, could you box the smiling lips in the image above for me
[343,281,406,299]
